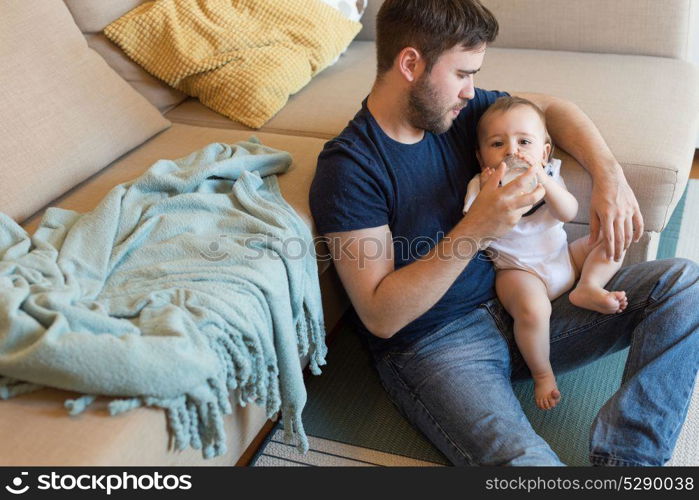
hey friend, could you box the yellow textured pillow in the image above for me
[104,0,361,128]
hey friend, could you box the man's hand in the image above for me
[479,167,493,188]
[464,161,545,244]
[588,171,644,261]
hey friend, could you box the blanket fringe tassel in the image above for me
[0,377,43,399]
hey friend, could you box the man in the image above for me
[309,0,698,465]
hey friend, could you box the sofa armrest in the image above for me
[484,0,696,60]
[356,0,697,61]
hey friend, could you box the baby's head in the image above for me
[476,96,552,171]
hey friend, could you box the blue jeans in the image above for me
[374,258,699,466]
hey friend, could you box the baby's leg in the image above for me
[496,269,560,410]
[568,237,628,314]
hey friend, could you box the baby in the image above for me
[463,96,629,410]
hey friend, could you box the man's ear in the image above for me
[397,47,424,83]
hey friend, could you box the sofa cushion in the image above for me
[483,0,695,60]
[355,1,380,41]
[0,1,170,224]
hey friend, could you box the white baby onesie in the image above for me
[462,159,576,300]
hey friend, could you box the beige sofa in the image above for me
[1,0,697,466]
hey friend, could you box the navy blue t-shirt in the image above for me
[309,88,509,356]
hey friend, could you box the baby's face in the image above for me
[477,106,551,170]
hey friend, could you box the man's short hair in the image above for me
[376,0,499,75]
[477,96,552,151]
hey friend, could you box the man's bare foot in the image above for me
[532,371,561,410]
[569,284,627,314]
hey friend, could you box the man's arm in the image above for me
[326,162,544,338]
[513,92,644,261]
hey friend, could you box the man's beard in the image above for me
[407,74,467,135]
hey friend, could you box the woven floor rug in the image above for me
[252,180,699,467]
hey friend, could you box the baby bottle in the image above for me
[501,155,538,191]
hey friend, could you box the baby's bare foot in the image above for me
[613,291,628,313]
[569,284,627,314]
[532,371,561,410]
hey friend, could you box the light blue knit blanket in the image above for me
[0,139,326,458]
